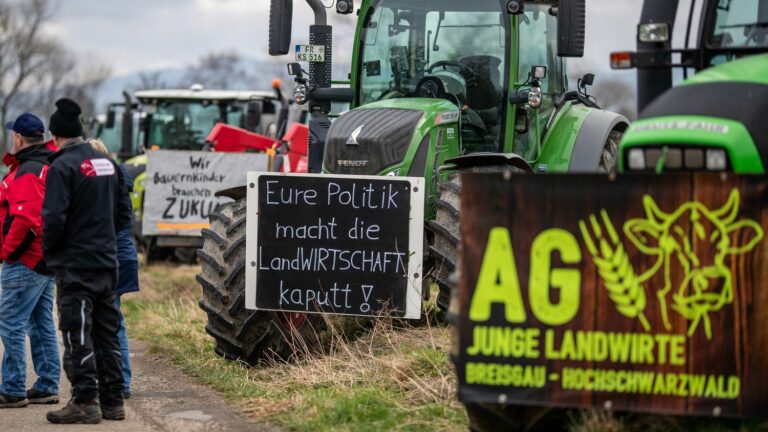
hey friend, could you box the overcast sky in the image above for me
[49,0,649,80]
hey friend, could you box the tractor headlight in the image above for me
[528,86,542,109]
[627,148,646,170]
[294,84,308,105]
[638,23,670,43]
[706,149,728,171]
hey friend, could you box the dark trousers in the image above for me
[56,268,124,407]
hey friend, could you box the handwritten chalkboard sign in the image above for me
[244,173,424,319]
[143,150,269,236]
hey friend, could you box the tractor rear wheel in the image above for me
[197,197,323,365]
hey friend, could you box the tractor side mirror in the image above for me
[269,0,293,56]
[557,0,586,58]
[105,107,116,129]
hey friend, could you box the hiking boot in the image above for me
[0,393,28,408]
[46,398,101,424]
[123,391,131,400]
[27,388,59,404]
[102,404,126,421]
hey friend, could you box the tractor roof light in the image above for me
[627,148,646,171]
[610,52,633,70]
[336,0,353,15]
[706,149,728,171]
[638,22,670,43]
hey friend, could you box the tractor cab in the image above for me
[611,0,768,110]
[98,87,283,159]
[612,0,768,174]
[134,89,281,152]
[355,0,564,156]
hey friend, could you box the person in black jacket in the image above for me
[41,99,132,425]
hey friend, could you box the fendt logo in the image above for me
[346,125,364,146]
[580,190,764,339]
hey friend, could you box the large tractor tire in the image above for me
[425,175,461,314]
[197,197,323,365]
[426,166,525,315]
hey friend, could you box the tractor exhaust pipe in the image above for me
[120,90,134,159]
[269,0,334,174]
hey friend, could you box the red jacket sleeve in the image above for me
[2,169,47,262]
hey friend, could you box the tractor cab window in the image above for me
[515,2,562,159]
[360,0,507,152]
[518,3,563,102]
[709,0,768,49]
[147,101,220,150]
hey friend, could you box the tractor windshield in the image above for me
[709,0,768,48]
[147,101,229,150]
[359,0,507,150]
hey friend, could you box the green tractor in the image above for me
[612,0,768,174]
[97,86,287,260]
[196,0,629,365]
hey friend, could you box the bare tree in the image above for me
[61,62,112,121]
[180,50,252,90]
[134,71,168,91]
[0,0,60,145]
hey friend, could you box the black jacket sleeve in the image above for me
[42,161,71,254]
[115,164,132,232]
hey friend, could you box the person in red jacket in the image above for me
[0,113,60,408]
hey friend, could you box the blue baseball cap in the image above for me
[6,113,45,138]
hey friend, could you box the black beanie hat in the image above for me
[49,98,84,138]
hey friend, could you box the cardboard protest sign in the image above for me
[244,173,424,319]
[457,173,768,418]
[142,151,269,236]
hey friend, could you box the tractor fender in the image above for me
[568,110,629,173]
[444,153,534,173]
[216,185,248,200]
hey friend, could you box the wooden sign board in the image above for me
[457,173,768,418]
[143,151,268,236]
[245,173,424,319]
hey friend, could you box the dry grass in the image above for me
[124,263,467,432]
[126,263,768,432]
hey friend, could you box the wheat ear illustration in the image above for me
[580,210,651,332]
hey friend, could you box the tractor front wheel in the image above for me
[426,165,526,315]
[196,197,323,365]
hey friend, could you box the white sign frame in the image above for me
[245,172,425,320]
[142,150,269,237]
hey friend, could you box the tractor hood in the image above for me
[682,54,768,87]
[323,99,458,175]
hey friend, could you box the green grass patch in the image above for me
[125,264,768,432]
[124,263,467,432]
